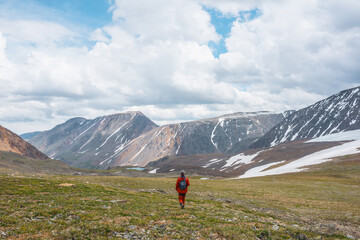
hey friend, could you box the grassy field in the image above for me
[0,156,359,239]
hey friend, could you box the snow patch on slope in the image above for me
[221,151,261,170]
[237,130,360,179]
[307,129,360,142]
[97,114,135,150]
[203,158,223,168]
[148,168,158,174]
[211,118,224,149]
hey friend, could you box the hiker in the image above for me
[175,170,190,209]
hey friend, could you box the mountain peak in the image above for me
[26,111,158,169]
[103,111,145,118]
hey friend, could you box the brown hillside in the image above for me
[0,125,48,160]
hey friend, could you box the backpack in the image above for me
[179,177,187,190]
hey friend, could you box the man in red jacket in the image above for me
[175,170,190,209]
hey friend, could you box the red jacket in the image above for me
[176,176,190,194]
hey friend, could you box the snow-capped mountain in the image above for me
[26,112,158,168]
[252,86,360,149]
[111,112,285,167]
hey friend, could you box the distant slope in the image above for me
[0,151,75,175]
[0,125,48,160]
[252,86,360,149]
[27,112,158,169]
[112,112,285,167]
[20,131,41,141]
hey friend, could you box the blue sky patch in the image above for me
[32,0,112,29]
[205,7,262,58]
[0,0,112,30]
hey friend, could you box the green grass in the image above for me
[0,160,359,239]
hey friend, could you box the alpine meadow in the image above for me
[0,0,359,239]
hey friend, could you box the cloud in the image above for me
[112,0,220,44]
[0,0,359,134]
[217,0,360,93]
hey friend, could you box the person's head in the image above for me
[180,170,185,177]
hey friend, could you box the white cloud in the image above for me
[0,19,76,46]
[112,0,220,44]
[218,0,360,93]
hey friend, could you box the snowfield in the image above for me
[148,168,158,174]
[237,130,360,179]
[221,151,262,170]
[307,129,360,142]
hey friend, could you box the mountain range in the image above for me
[112,112,285,167]
[17,86,360,176]
[24,111,285,169]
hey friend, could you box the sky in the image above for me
[0,0,359,134]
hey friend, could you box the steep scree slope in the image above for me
[252,86,360,149]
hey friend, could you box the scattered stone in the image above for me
[128,225,138,230]
[157,189,166,194]
[32,216,45,221]
[59,183,75,187]
[272,225,280,231]
[110,199,127,203]
[140,189,157,193]
[0,231,6,237]
[258,230,270,239]
[346,235,355,240]
[297,233,308,240]
[50,214,62,221]
[68,214,80,220]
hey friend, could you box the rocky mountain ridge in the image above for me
[112,112,285,167]
[27,111,158,168]
[252,86,360,149]
[143,86,360,177]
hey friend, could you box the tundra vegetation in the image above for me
[0,154,359,239]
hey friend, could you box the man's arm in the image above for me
[175,179,179,190]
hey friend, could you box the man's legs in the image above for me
[179,194,186,208]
